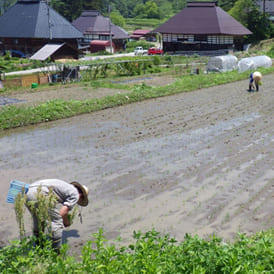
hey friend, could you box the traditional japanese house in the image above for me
[0,0,83,57]
[72,10,129,52]
[152,1,252,53]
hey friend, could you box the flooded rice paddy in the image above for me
[0,74,273,252]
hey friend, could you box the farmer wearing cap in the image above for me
[26,179,88,250]
[248,71,262,92]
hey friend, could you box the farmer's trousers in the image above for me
[26,186,64,249]
[249,79,259,91]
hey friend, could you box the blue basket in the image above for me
[6,180,29,204]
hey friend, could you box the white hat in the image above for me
[70,181,89,207]
[253,71,262,81]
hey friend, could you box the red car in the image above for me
[148,47,164,55]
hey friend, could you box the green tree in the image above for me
[133,3,146,18]
[159,1,174,19]
[104,0,128,17]
[171,0,187,13]
[133,1,161,19]
[51,0,83,21]
[229,0,274,42]
[218,0,237,11]
[110,10,125,27]
[246,9,274,42]
[145,1,160,19]
[229,0,255,26]
[83,0,103,11]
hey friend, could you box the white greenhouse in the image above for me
[238,55,272,72]
[207,55,238,72]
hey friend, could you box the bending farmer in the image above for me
[26,179,88,250]
[249,71,262,92]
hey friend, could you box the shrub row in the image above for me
[0,229,273,273]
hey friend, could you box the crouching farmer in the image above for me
[249,71,262,92]
[26,179,88,250]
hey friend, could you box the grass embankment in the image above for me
[1,66,274,131]
[0,229,273,273]
[125,18,165,31]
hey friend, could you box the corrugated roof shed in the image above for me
[153,1,252,35]
[30,43,64,60]
[0,0,83,39]
[72,10,129,39]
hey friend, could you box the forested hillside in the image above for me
[0,0,273,42]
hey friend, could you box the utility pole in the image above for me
[108,5,113,53]
[46,0,52,40]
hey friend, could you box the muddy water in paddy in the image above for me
[0,75,273,252]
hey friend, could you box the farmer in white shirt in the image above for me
[26,179,88,250]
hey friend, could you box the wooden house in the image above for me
[0,0,83,58]
[72,10,129,53]
[152,1,252,53]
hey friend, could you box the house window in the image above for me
[194,35,207,42]
[171,34,178,42]
[84,34,101,41]
[208,36,217,44]
[187,35,194,42]
[100,35,110,40]
[178,37,188,42]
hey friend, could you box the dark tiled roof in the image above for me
[153,1,252,35]
[0,0,83,38]
[72,10,129,39]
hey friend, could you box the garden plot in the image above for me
[0,74,273,254]
[1,75,176,107]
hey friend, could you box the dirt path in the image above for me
[0,74,273,254]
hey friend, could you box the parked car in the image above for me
[148,47,164,55]
[134,46,148,56]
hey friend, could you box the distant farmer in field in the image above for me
[248,71,262,92]
[26,179,88,250]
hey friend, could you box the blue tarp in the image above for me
[0,97,24,105]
